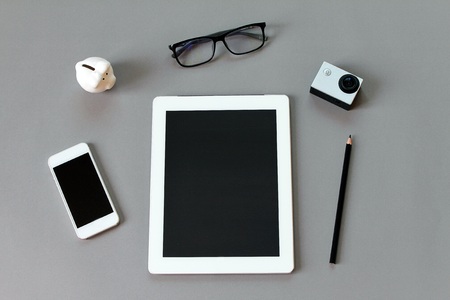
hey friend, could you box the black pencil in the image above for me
[330,135,352,265]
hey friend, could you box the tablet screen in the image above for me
[163,110,279,257]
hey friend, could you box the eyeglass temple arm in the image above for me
[226,31,268,41]
[208,28,268,42]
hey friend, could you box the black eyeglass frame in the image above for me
[168,22,268,67]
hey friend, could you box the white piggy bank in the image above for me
[75,57,116,93]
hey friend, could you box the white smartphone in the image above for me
[48,143,119,239]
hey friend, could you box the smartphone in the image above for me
[48,143,119,239]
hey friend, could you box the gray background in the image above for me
[1,1,450,299]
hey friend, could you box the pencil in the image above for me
[330,135,352,265]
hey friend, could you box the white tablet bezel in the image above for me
[148,95,294,274]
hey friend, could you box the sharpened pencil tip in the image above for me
[347,135,352,145]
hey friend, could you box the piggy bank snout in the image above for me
[106,74,116,88]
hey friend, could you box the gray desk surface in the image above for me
[2,1,450,299]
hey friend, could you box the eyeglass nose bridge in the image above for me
[206,35,246,60]
[204,29,250,57]
[208,36,230,59]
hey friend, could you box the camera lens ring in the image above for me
[338,74,360,94]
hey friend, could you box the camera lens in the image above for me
[338,74,360,94]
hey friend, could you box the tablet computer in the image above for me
[148,95,294,274]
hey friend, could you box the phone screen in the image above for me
[53,153,113,228]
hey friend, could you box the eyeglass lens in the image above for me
[224,25,265,54]
[175,38,215,67]
[174,25,265,67]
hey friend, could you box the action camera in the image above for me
[310,61,363,110]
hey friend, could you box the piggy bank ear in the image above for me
[76,61,92,72]
[87,72,102,88]
[95,61,110,74]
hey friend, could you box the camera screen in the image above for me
[53,153,113,228]
[162,110,280,257]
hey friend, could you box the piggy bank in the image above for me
[75,57,116,93]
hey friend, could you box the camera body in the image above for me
[310,61,363,110]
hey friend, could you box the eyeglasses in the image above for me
[169,22,268,67]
